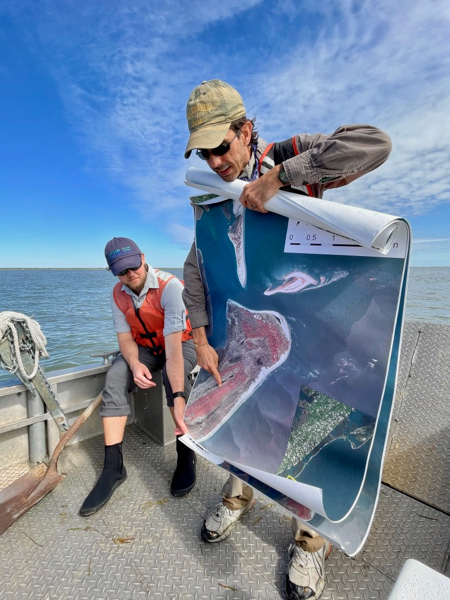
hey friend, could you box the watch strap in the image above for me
[278,164,290,185]
[172,391,186,399]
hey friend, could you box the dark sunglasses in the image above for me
[196,129,241,160]
[117,260,142,277]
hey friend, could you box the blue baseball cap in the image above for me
[104,237,142,276]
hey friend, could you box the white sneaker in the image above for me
[201,499,255,543]
[286,541,331,600]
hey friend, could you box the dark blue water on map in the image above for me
[0,266,449,385]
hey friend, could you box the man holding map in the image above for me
[182,79,392,600]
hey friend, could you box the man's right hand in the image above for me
[196,344,222,387]
[131,362,157,389]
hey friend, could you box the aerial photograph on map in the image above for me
[185,200,404,498]
[185,299,292,441]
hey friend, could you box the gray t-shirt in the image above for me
[111,266,187,337]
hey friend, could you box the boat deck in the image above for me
[0,322,449,599]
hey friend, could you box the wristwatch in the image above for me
[172,391,186,399]
[278,164,290,185]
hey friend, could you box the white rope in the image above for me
[0,311,49,380]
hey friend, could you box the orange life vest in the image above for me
[113,269,193,355]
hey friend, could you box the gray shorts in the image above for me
[99,340,197,417]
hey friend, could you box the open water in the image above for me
[0,266,449,384]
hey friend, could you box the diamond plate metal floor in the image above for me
[384,322,450,514]
[0,461,30,491]
[0,423,449,600]
[0,321,449,599]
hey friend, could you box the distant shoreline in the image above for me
[0,267,183,270]
[1,266,448,270]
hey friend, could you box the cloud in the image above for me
[413,238,450,244]
[166,222,194,250]
[411,238,450,266]
[247,0,450,217]
[3,0,449,239]
[3,0,263,209]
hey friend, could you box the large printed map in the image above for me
[183,171,410,555]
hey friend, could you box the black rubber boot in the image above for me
[170,436,197,497]
[79,442,127,516]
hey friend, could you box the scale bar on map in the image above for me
[285,217,408,257]
[288,242,361,247]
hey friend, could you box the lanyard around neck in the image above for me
[240,144,259,182]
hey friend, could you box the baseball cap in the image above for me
[184,80,246,158]
[104,237,142,276]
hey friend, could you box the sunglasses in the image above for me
[196,129,241,161]
[117,260,142,277]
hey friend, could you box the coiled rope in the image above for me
[0,312,49,380]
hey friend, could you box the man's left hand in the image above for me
[239,165,283,213]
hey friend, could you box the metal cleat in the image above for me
[90,350,120,365]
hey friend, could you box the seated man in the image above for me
[80,237,197,516]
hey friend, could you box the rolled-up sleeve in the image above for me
[182,242,209,328]
[161,278,187,336]
[283,125,392,190]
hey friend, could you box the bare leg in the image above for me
[103,416,127,445]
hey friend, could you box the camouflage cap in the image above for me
[184,80,246,158]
